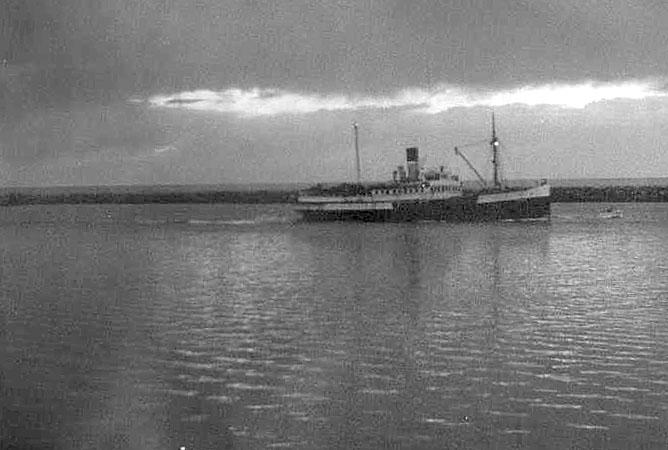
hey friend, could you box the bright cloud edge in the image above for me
[146,79,668,117]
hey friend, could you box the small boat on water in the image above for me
[296,115,551,222]
[599,207,623,219]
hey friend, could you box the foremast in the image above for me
[454,113,503,189]
[491,113,501,188]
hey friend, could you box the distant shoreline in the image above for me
[1,185,668,206]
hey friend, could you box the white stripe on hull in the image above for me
[476,184,550,204]
[296,202,394,211]
[298,191,461,204]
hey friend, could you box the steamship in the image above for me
[296,117,550,222]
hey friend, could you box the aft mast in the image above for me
[353,122,361,184]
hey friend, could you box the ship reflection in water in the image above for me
[2,203,668,449]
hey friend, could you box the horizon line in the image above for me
[2,176,668,191]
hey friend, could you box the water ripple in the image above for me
[566,423,609,431]
[5,203,668,449]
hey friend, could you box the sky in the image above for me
[1,0,667,186]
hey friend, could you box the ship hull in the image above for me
[297,185,550,223]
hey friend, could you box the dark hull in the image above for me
[299,195,551,222]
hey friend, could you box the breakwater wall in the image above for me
[551,185,668,202]
[1,185,668,206]
[0,189,298,206]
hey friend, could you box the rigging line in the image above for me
[454,146,487,188]
[456,139,489,149]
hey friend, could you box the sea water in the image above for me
[2,203,668,449]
